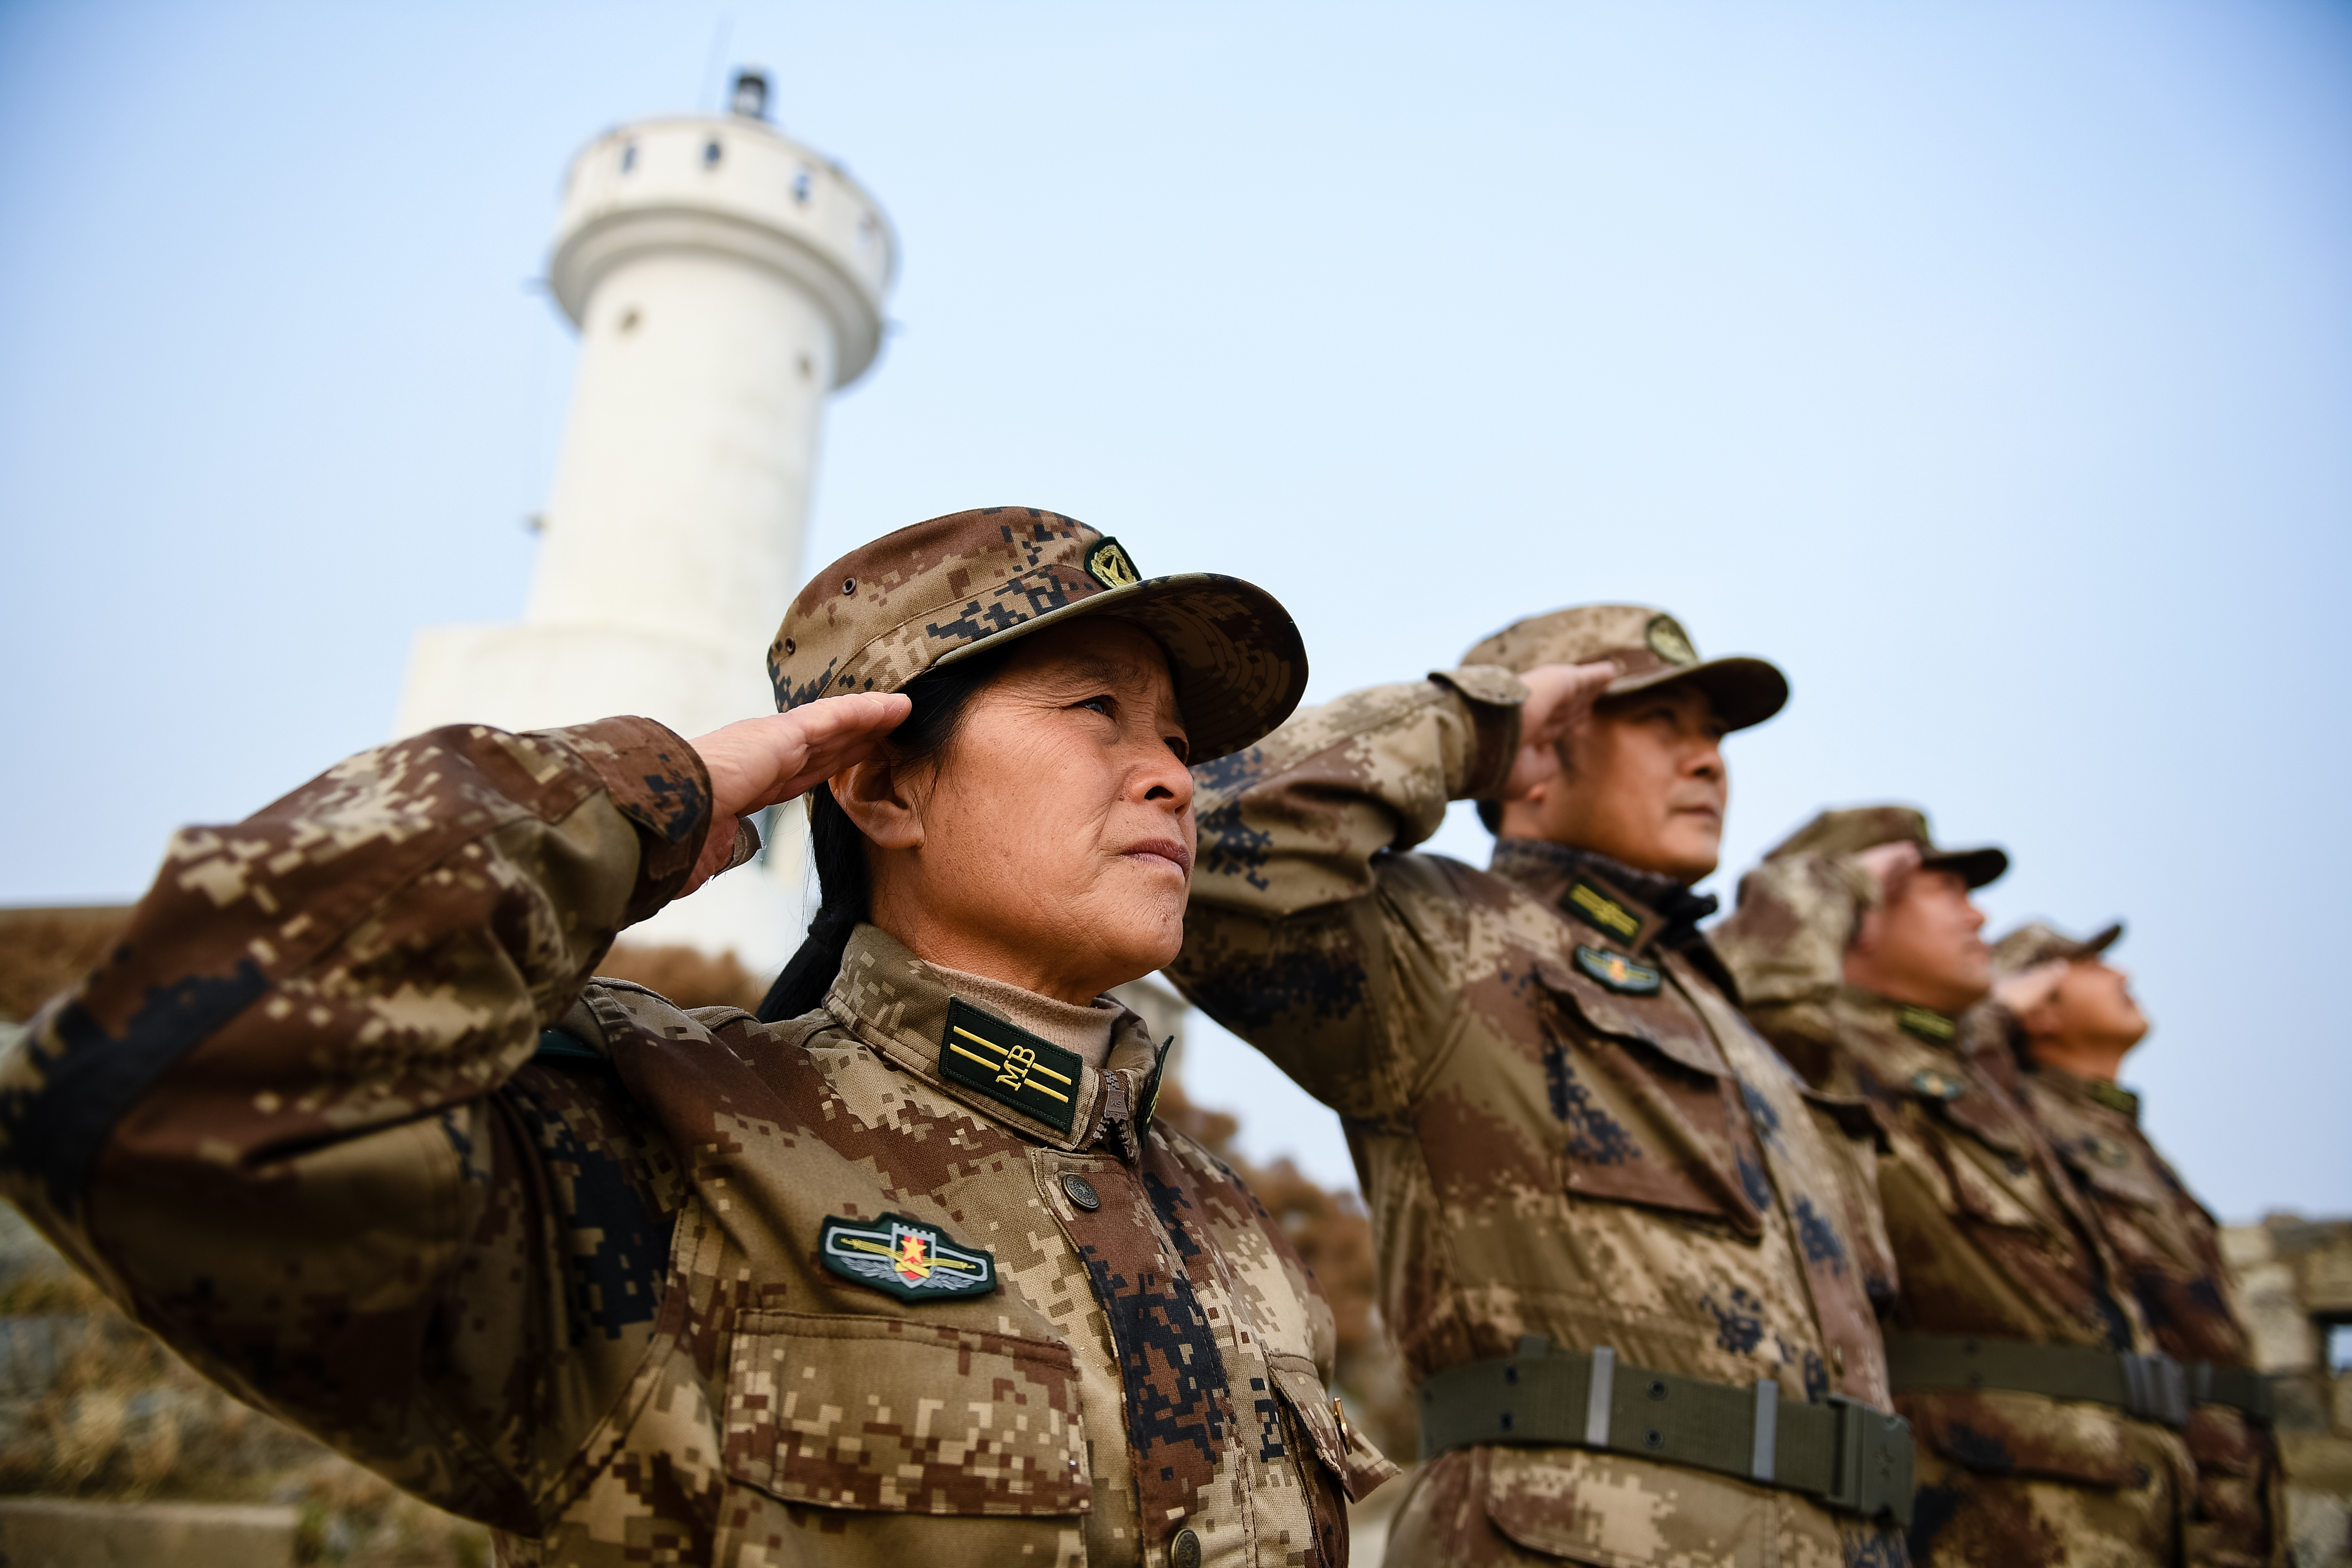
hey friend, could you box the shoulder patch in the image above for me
[820,1213,997,1302]
[1564,881,1644,944]
[1573,945,1662,995]
[1896,1005,1956,1044]
[940,997,1082,1134]
[1083,536,1141,590]
[1907,1068,1966,1102]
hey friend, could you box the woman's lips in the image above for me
[1124,838,1195,877]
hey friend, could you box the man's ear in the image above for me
[832,757,925,850]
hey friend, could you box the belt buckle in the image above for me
[1824,1395,1915,1529]
[2122,1353,2190,1427]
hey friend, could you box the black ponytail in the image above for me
[756,644,1019,1023]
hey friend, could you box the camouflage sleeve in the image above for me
[1712,851,1880,1007]
[0,718,713,1529]
[1170,669,1524,1118]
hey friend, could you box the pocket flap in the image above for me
[1533,957,1725,1079]
[723,1309,1090,1514]
[1267,1353,1399,1503]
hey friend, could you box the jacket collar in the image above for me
[824,923,1170,1159]
[2029,1062,2143,1122]
[1489,838,1720,953]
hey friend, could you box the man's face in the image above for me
[1846,865,1993,1014]
[2039,959,2150,1056]
[1528,682,1728,883]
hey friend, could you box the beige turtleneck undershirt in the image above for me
[923,961,1125,1071]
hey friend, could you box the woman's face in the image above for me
[848,617,1197,1003]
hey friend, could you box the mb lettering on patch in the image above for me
[1896,1005,1956,1045]
[820,1214,997,1303]
[1564,881,1643,945]
[941,997,1082,1134]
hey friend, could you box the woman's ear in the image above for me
[832,757,926,850]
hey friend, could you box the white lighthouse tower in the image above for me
[396,71,895,969]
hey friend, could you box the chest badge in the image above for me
[820,1213,997,1302]
[2078,1135,2133,1169]
[1908,1068,1966,1102]
[1896,1005,1956,1044]
[1573,945,1662,995]
[1565,881,1645,944]
[941,997,1083,1134]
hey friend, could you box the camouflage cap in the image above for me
[1460,604,1789,731]
[1762,805,2010,890]
[1991,920,2123,975]
[767,507,1307,762]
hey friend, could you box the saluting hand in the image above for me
[683,693,913,892]
[1498,661,1620,802]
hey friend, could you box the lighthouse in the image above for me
[396,70,895,968]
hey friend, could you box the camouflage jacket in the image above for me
[1716,855,2192,1566]
[1171,674,1907,1567]
[0,718,1392,1567]
[2017,1061,2283,1567]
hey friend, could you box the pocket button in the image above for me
[1171,1527,1202,1568]
[1062,1174,1102,1211]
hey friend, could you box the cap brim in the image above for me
[933,571,1307,762]
[1920,845,2009,890]
[1606,655,1790,732]
[2076,921,2124,959]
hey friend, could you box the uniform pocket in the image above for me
[721,1309,1091,1514]
[1267,1353,1399,1502]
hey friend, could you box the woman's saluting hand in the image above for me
[684,691,913,891]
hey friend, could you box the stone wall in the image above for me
[2225,1213,2352,1568]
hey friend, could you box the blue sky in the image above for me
[2,1,2346,1218]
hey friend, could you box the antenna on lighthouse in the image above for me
[729,67,770,121]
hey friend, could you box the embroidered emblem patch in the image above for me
[1896,1005,1956,1044]
[1573,945,1661,995]
[819,1213,997,1302]
[2079,1135,2133,1169]
[1645,614,1698,667]
[1908,1068,1965,1102]
[1084,536,1141,590]
[1565,881,1643,944]
[940,997,1082,1134]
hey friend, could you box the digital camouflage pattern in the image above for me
[1170,671,1910,1567]
[0,716,1392,1566]
[1714,842,2193,1567]
[767,506,1308,763]
[1459,602,1790,732]
[1986,919,2281,1567]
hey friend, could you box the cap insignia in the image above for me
[1084,536,1141,590]
[1564,881,1643,945]
[1896,1005,1956,1045]
[941,998,1083,1134]
[1645,614,1698,667]
[1573,945,1662,996]
[820,1213,997,1302]
[1907,1068,1965,1102]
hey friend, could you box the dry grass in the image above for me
[596,941,767,1012]
[0,907,131,1023]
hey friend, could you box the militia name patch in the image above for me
[2088,1079,2141,1117]
[1896,1005,1956,1044]
[820,1213,997,1303]
[1573,945,1662,995]
[1565,881,1643,944]
[1084,536,1141,590]
[1908,1068,1965,1102]
[1646,614,1698,667]
[941,997,1083,1134]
